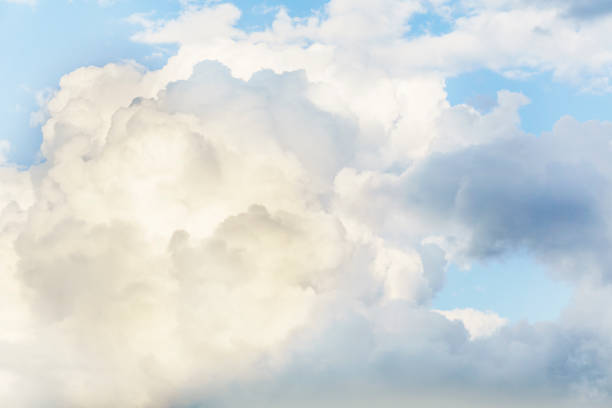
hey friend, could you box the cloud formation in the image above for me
[2,1,612,407]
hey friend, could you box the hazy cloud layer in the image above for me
[2,1,612,407]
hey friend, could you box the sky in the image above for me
[1,0,612,407]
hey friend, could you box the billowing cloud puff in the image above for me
[436,308,507,339]
[2,1,612,407]
[1,59,437,407]
[335,113,612,282]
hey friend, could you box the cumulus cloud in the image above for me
[436,308,507,339]
[563,0,612,19]
[0,57,435,406]
[335,112,612,282]
[2,0,612,407]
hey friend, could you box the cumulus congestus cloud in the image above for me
[2,1,612,407]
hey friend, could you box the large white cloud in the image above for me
[2,1,612,407]
[0,57,434,406]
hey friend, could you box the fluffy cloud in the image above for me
[2,0,612,407]
[335,112,612,282]
[435,308,507,339]
[0,58,436,406]
[130,0,612,90]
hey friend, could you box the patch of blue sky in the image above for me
[404,0,467,38]
[445,69,612,135]
[230,0,328,31]
[432,254,572,322]
[405,10,453,37]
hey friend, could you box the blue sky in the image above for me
[432,254,572,322]
[447,69,612,135]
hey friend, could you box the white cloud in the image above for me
[130,3,243,45]
[129,0,612,91]
[436,308,508,339]
[0,57,439,406]
[3,0,612,407]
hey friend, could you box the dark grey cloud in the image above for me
[394,117,612,281]
[334,114,612,282]
[564,0,612,19]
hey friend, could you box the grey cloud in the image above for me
[523,0,612,19]
[169,302,612,407]
[384,117,612,281]
[563,0,612,19]
[417,242,447,296]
